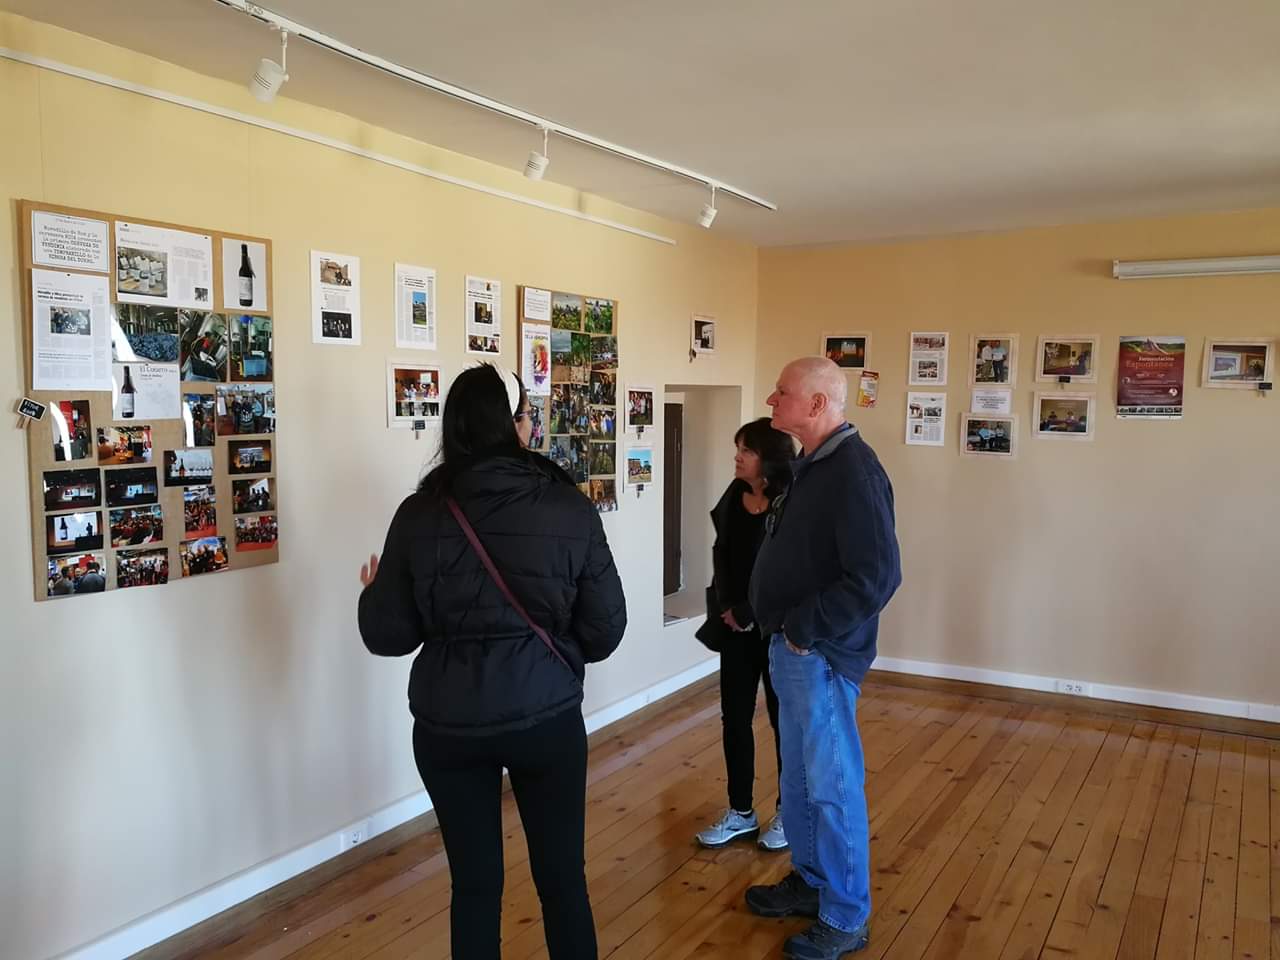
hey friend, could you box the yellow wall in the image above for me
[0,13,754,959]
[758,210,1280,708]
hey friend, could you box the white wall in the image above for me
[0,14,759,960]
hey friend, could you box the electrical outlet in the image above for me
[339,820,370,852]
[1056,679,1091,697]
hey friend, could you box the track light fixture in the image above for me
[697,185,718,229]
[219,0,778,217]
[249,27,289,103]
[524,127,550,181]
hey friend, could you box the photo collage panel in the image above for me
[25,205,280,600]
[536,288,620,513]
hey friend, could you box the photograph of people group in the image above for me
[180,536,229,576]
[216,384,276,436]
[46,553,106,596]
[115,547,169,589]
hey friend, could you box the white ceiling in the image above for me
[7,0,1280,246]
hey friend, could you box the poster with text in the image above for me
[311,251,362,345]
[115,221,213,310]
[522,322,552,396]
[970,388,1013,415]
[523,286,551,323]
[32,211,109,273]
[466,275,502,355]
[909,331,949,386]
[905,391,946,446]
[395,263,437,350]
[31,269,113,392]
[1117,336,1185,418]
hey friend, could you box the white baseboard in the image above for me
[584,656,718,735]
[55,657,720,960]
[873,655,1280,724]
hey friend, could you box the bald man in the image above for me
[744,357,901,960]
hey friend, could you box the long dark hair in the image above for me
[420,364,528,497]
[735,417,794,498]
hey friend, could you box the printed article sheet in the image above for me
[115,221,214,310]
[395,263,437,350]
[906,391,947,446]
[465,275,502,355]
[31,269,113,391]
[311,251,362,345]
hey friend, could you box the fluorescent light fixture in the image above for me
[524,127,550,180]
[249,28,288,103]
[697,185,718,229]
[1113,255,1280,279]
[214,0,776,213]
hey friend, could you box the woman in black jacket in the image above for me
[694,417,794,851]
[358,364,626,960]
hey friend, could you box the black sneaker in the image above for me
[744,870,820,918]
[783,919,870,959]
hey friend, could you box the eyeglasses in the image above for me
[513,410,529,422]
[765,488,788,537]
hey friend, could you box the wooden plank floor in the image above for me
[154,679,1279,960]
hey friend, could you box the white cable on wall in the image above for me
[0,46,679,246]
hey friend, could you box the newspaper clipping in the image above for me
[466,275,502,355]
[909,332,949,386]
[31,269,113,391]
[905,391,946,446]
[395,263,437,350]
[311,250,362,346]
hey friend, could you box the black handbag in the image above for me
[694,583,732,653]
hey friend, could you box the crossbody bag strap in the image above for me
[445,497,575,674]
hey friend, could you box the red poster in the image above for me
[1117,336,1185,419]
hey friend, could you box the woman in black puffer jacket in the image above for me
[358,363,626,960]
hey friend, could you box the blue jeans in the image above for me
[769,633,871,933]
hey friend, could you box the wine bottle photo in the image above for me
[238,242,255,307]
[119,364,137,419]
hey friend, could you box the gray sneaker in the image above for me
[758,810,788,850]
[695,809,759,848]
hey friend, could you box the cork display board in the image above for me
[19,199,279,601]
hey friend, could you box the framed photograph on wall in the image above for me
[1201,338,1274,389]
[692,315,717,354]
[386,360,442,428]
[1033,392,1095,441]
[1036,334,1099,383]
[820,332,870,370]
[624,385,655,433]
[969,334,1018,387]
[960,412,1018,458]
